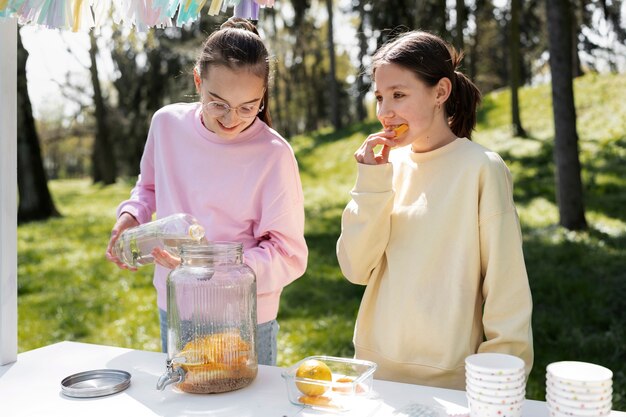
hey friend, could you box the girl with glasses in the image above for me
[337,30,533,389]
[106,17,308,366]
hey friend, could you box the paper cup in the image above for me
[467,368,525,383]
[546,392,612,411]
[467,383,525,399]
[466,375,526,391]
[467,387,525,405]
[546,384,612,403]
[547,362,612,387]
[547,376,612,395]
[465,353,525,375]
[547,399,612,417]
[467,394,523,417]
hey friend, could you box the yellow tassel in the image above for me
[0,0,10,12]
[196,0,207,12]
[207,0,222,15]
[72,0,84,31]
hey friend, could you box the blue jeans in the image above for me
[158,308,278,366]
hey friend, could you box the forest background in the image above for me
[13,0,626,411]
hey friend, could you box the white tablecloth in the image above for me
[1,342,624,417]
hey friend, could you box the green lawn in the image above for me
[17,73,626,409]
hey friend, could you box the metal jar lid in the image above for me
[61,369,131,398]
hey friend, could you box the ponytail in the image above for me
[447,71,481,139]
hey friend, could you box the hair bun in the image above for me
[220,17,260,36]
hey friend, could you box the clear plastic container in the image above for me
[282,356,377,411]
[114,213,205,267]
[157,242,258,394]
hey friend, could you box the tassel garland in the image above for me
[0,0,273,30]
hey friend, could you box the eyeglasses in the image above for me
[202,100,264,119]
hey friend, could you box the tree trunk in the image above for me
[268,9,283,132]
[325,0,341,130]
[89,31,116,185]
[355,3,368,122]
[510,0,527,137]
[455,0,466,52]
[570,5,583,77]
[16,29,60,223]
[546,0,587,230]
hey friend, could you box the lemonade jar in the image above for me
[114,213,205,267]
[156,242,258,394]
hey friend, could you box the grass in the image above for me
[17,72,626,410]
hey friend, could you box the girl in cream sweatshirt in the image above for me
[337,30,533,390]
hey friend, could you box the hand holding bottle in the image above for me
[106,212,140,270]
[106,213,205,269]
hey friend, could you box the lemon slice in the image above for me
[393,124,408,135]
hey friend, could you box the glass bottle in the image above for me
[156,242,258,394]
[113,213,205,267]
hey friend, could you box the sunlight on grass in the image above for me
[587,212,626,238]
[518,197,559,228]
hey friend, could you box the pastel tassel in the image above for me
[71,0,94,31]
[0,0,271,30]
[207,0,221,15]
[0,0,11,14]
[175,0,203,27]
[233,0,257,19]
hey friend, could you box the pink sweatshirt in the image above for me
[117,102,308,324]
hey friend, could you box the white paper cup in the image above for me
[467,394,523,417]
[546,384,612,403]
[547,376,612,395]
[467,383,525,399]
[546,399,612,417]
[465,353,525,375]
[546,402,611,417]
[467,386,525,405]
[466,375,526,391]
[547,362,613,387]
[467,367,525,383]
[546,392,612,411]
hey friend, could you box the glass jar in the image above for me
[114,213,205,267]
[156,242,258,394]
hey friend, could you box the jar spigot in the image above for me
[156,359,185,391]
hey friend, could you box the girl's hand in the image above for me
[106,212,139,271]
[152,247,181,269]
[354,130,398,165]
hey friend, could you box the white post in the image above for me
[0,17,18,365]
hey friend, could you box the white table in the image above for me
[1,342,623,417]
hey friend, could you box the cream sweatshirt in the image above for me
[337,138,533,390]
[117,102,308,324]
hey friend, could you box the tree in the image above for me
[107,24,199,175]
[89,31,117,185]
[325,0,341,129]
[454,0,467,52]
[16,28,60,222]
[509,0,527,137]
[546,0,587,230]
[353,0,369,122]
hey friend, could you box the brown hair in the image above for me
[372,31,481,139]
[196,17,272,127]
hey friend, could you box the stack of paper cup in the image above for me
[546,361,613,417]
[465,353,526,417]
